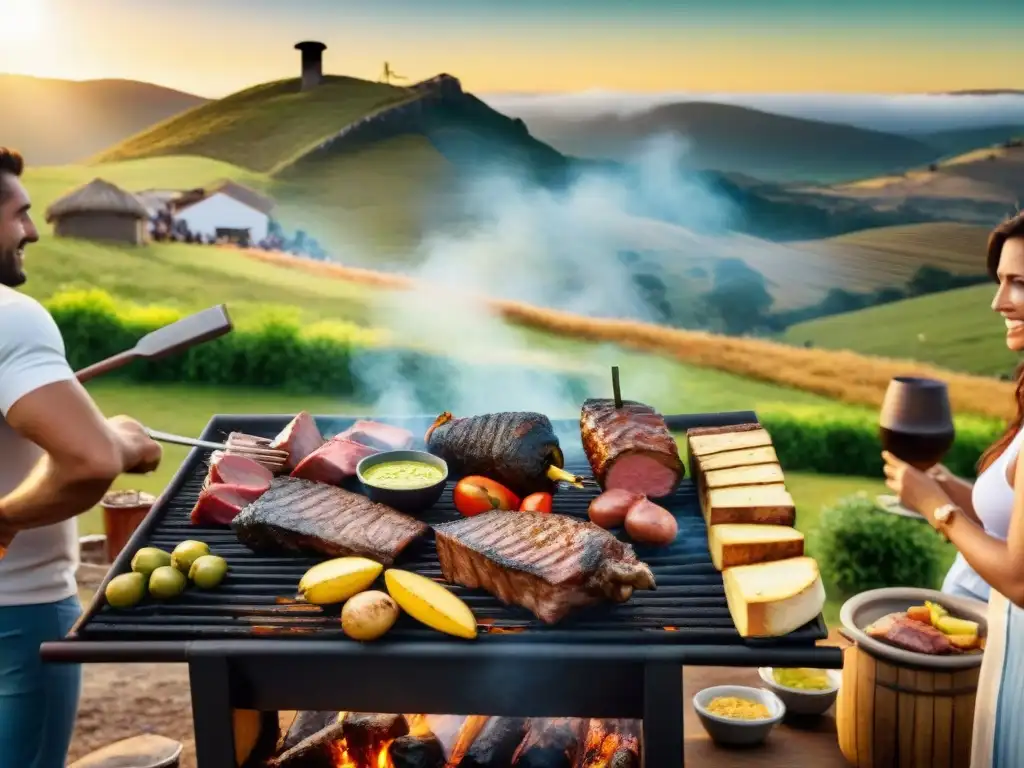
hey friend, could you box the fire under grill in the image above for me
[42,412,842,767]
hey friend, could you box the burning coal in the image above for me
[267,712,641,768]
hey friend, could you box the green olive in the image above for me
[105,572,146,609]
[148,565,187,599]
[189,555,229,589]
[131,547,171,578]
[171,540,210,574]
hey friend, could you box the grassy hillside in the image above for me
[783,283,1018,377]
[514,101,940,184]
[92,77,414,172]
[0,75,205,165]
[824,140,1024,208]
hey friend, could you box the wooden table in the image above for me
[684,631,850,767]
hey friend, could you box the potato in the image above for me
[948,634,981,651]
[624,497,678,546]
[588,489,642,529]
[340,590,400,641]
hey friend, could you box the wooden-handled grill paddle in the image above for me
[75,304,234,383]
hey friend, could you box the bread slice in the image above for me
[698,445,778,472]
[723,556,825,638]
[687,424,772,458]
[704,463,784,490]
[702,484,796,526]
[709,524,805,570]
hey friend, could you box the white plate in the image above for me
[875,494,927,521]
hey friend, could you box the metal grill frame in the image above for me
[42,410,843,767]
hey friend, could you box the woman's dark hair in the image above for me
[978,211,1024,473]
[0,147,24,202]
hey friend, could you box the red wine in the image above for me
[879,427,954,470]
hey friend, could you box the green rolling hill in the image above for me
[782,283,1017,377]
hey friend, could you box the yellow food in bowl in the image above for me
[706,696,771,720]
[772,667,832,691]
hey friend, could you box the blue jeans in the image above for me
[0,595,82,768]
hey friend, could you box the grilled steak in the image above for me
[867,613,956,654]
[433,510,656,624]
[291,437,379,486]
[580,399,685,498]
[232,477,429,564]
[425,412,564,497]
[205,453,273,493]
[338,420,414,451]
[191,483,267,526]
[271,411,325,471]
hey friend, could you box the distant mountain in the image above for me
[943,89,1024,96]
[0,75,207,165]
[514,102,941,184]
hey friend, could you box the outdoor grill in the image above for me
[42,410,843,767]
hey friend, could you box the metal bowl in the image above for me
[356,450,449,514]
[757,667,841,717]
[839,586,988,670]
[692,684,785,747]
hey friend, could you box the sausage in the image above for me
[624,497,678,546]
[588,489,642,529]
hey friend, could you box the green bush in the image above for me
[758,404,1001,479]
[811,494,953,600]
[47,289,593,411]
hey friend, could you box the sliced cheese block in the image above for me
[688,427,772,458]
[723,556,825,638]
[705,463,784,490]
[709,524,805,570]
[698,445,779,472]
[703,484,796,526]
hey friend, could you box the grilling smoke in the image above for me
[349,133,736,420]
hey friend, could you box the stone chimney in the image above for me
[294,41,327,90]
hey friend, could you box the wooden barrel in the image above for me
[836,642,980,768]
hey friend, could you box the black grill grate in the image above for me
[71,414,828,650]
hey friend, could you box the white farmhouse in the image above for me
[171,180,276,245]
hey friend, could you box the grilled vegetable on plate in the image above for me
[453,476,521,516]
[425,411,586,496]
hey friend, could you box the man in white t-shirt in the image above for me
[0,147,164,767]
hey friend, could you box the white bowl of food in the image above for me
[692,684,785,747]
[758,667,841,716]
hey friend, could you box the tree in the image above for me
[702,259,773,335]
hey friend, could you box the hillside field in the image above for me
[783,283,1018,377]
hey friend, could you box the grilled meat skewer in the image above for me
[425,411,586,497]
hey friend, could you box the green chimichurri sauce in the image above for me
[362,460,444,490]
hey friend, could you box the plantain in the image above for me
[298,557,383,605]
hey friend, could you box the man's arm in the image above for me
[0,298,160,534]
[0,380,130,531]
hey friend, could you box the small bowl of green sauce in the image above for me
[356,450,449,514]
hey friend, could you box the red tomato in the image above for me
[453,476,521,516]
[520,492,553,514]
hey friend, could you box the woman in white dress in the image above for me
[883,212,1024,767]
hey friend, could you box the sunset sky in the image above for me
[1,0,1020,97]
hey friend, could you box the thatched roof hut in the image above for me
[45,178,150,245]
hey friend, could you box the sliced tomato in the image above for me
[520,492,553,514]
[453,476,521,516]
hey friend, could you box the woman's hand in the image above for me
[882,451,954,527]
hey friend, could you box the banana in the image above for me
[298,557,383,605]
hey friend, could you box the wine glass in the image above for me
[878,376,955,516]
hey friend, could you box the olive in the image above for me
[189,555,229,589]
[131,547,171,578]
[105,572,146,609]
[148,565,187,599]
[171,540,210,574]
